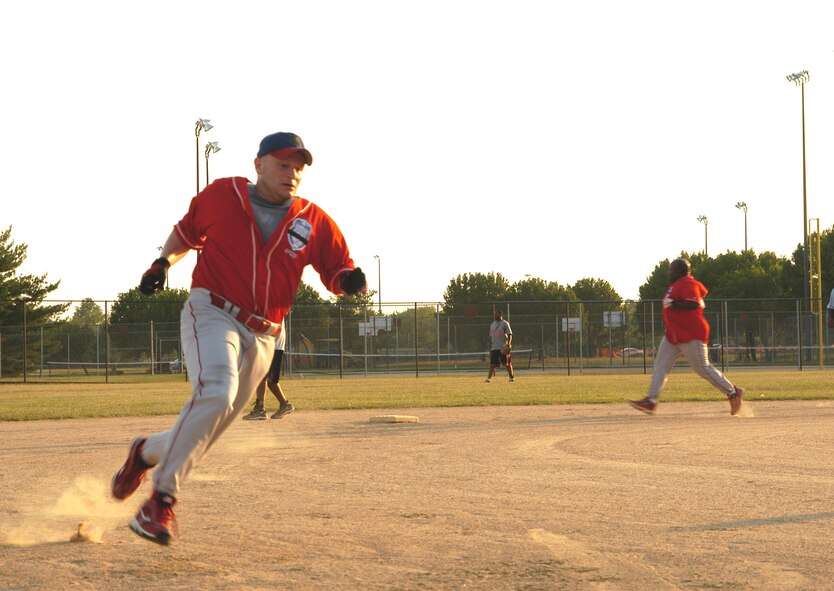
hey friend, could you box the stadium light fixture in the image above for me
[696,215,708,256]
[373,255,381,313]
[205,141,221,186]
[785,70,810,308]
[194,118,214,195]
[735,202,748,252]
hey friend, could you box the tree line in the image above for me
[1,223,831,374]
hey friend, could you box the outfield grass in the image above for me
[1,369,833,421]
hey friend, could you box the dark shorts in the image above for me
[265,350,284,383]
[490,350,511,367]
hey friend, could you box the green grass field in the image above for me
[1,369,832,421]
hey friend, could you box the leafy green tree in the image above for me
[637,250,796,363]
[294,282,327,305]
[109,287,189,361]
[782,241,806,299]
[819,225,834,297]
[443,272,510,307]
[72,298,105,325]
[386,305,441,354]
[571,278,624,358]
[572,278,620,302]
[785,224,834,301]
[506,276,575,302]
[287,281,335,359]
[502,277,577,358]
[0,226,69,375]
[441,273,511,353]
[639,252,714,300]
[0,225,69,324]
[109,287,189,326]
[67,298,105,363]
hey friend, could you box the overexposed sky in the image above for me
[3,1,834,310]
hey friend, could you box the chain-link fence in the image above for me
[1,298,832,383]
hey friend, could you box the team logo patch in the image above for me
[287,218,312,251]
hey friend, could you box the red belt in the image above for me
[209,293,281,337]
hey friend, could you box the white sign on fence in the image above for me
[359,316,392,336]
[561,317,582,332]
[603,311,625,328]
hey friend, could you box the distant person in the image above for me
[243,322,294,420]
[486,309,514,383]
[628,258,744,416]
[827,287,834,329]
[110,131,366,545]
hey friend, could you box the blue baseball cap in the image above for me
[257,132,313,165]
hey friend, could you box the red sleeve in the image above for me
[173,197,205,251]
[309,208,356,295]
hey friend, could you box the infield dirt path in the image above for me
[1,400,832,590]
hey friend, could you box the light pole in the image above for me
[195,118,213,195]
[373,255,381,313]
[15,294,32,383]
[786,70,810,306]
[697,215,708,256]
[205,141,221,186]
[735,201,748,252]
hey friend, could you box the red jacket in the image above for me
[662,275,710,344]
[174,177,356,324]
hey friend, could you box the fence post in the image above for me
[579,302,584,373]
[436,304,441,376]
[566,303,571,376]
[363,305,368,377]
[105,301,110,384]
[150,320,155,375]
[338,304,344,379]
[797,299,803,371]
[722,300,729,373]
[641,301,648,374]
[286,310,292,378]
[414,303,419,378]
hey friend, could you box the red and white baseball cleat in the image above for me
[728,387,744,416]
[130,491,177,545]
[627,398,657,415]
[111,437,150,500]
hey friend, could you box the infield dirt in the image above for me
[1,400,832,590]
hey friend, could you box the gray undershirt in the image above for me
[248,184,293,243]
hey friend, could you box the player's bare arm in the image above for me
[158,231,190,266]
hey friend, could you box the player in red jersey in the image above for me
[628,258,744,416]
[111,132,366,545]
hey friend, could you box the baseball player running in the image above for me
[485,309,514,382]
[111,131,366,545]
[628,258,743,416]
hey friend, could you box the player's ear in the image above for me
[254,156,263,174]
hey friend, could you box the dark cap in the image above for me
[668,258,691,283]
[257,132,313,166]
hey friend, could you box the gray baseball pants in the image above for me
[141,288,274,496]
[648,336,734,403]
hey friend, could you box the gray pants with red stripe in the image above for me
[141,288,274,496]
[648,336,735,403]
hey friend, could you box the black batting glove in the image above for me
[139,257,170,295]
[340,267,367,295]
